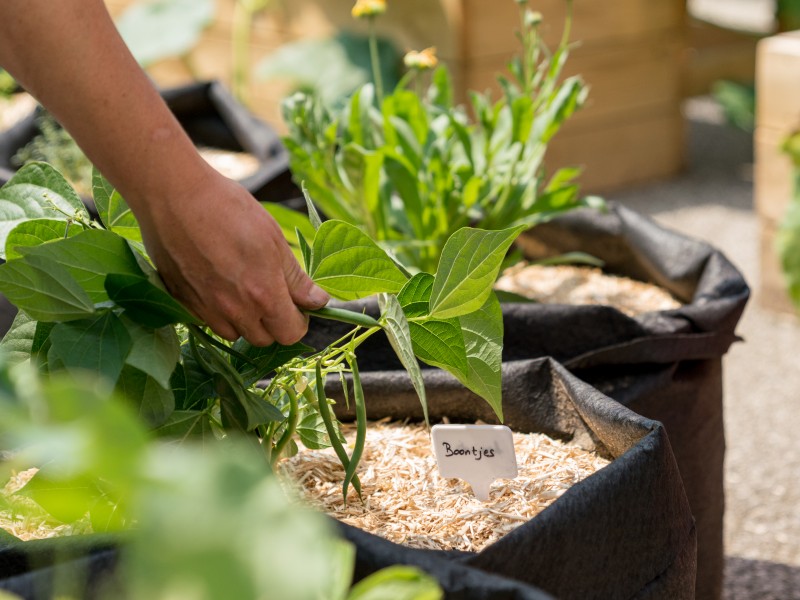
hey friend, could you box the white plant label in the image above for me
[431,424,518,502]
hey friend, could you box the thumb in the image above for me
[282,246,330,309]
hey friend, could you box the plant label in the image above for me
[431,424,518,502]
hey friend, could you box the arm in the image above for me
[0,0,329,346]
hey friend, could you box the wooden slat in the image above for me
[756,31,800,131]
[755,126,794,224]
[758,217,797,314]
[462,0,685,60]
[546,109,685,193]
[464,34,683,130]
[684,19,759,97]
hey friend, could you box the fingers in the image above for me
[280,241,330,310]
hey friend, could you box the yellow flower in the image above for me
[403,47,438,71]
[351,0,386,19]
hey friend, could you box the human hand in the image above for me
[137,169,330,346]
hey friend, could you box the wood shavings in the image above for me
[0,468,92,541]
[279,421,610,553]
[496,263,681,317]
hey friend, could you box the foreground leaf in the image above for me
[397,274,467,379]
[429,226,524,319]
[49,310,133,383]
[5,218,83,261]
[310,220,408,300]
[116,365,175,427]
[0,163,88,258]
[0,255,95,322]
[20,229,145,302]
[347,566,443,600]
[105,274,198,328]
[0,311,36,365]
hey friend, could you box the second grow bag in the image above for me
[327,357,697,600]
[0,81,297,204]
[305,203,749,600]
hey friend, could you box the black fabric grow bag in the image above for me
[305,203,749,600]
[326,357,697,600]
[0,81,297,204]
[0,534,119,599]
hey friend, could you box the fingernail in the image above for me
[308,285,330,307]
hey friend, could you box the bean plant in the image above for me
[0,162,518,503]
[281,0,601,274]
[0,359,443,599]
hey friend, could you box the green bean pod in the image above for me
[311,360,362,497]
[342,355,366,503]
[270,387,299,468]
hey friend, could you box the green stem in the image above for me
[258,424,273,463]
[189,325,256,367]
[271,387,299,467]
[368,18,384,104]
[306,307,381,329]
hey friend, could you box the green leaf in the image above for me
[0,254,95,322]
[116,0,214,67]
[20,229,145,302]
[19,471,102,524]
[0,163,88,259]
[377,293,427,424]
[457,293,504,421]
[310,220,408,300]
[171,348,215,411]
[105,274,198,328]
[241,390,285,429]
[153,409,212,442]
[91,170,142,243]
[49,310,133,383]
[347,566,443,600]
[116,365,175,427]
[122,318,181,389]
[397,274,468,379]
[296,410,335,450]
[297,227,312,272]
[5,219,83,261]
[303,183,323,230]
[429,226,524,319]
[0,311,35,365]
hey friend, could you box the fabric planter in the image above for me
[0,80,296,205]
[326,357,697,600]
[305,203,749,600]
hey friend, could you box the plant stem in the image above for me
[306,306,381,329]
[368,17,384,104]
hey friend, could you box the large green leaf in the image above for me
[377,293,427,424]
[429,226,524,319]
[116,0,214,67]
[49,310,133,383]
[105,274,197,328]
[0,254,95,322]
[262,202,316,248]
[0,310,36,365]
[171,347,215,411]
[153,409,212,442]
[457,293,504,421]
[91,170,142,243]
[122,317,181,389]
[309,220,408,300]
[0,163,88,258]
[20,229,145,302]
[397,274,467,379]
[296,409,335,450]
[116,365,175,427]
[5,218,83,260]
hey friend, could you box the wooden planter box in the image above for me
[104,0,687,193]
[755,31,800,313]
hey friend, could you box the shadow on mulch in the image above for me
[725,556,800,600]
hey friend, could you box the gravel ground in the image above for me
[610,97,800,600]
